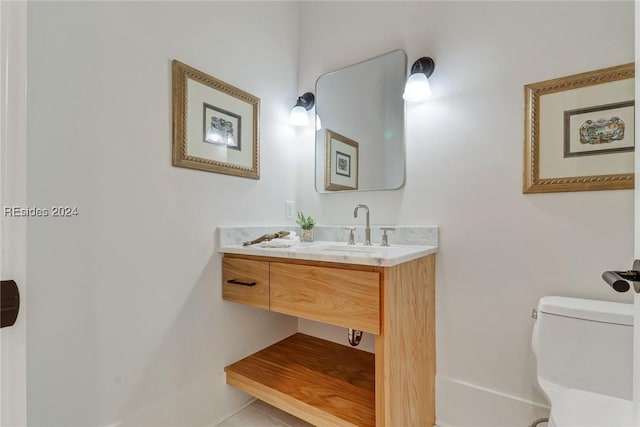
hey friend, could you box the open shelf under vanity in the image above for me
[225,333,375,427]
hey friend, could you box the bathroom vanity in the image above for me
[218,228,437,427]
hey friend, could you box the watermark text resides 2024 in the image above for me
[3,206,79,218]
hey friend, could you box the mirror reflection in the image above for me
[315,50,407,193]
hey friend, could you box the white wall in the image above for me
[296,2,635,426]
[26,2,299,426]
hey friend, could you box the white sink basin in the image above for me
[318,244,394,254]
[300,242,432,265]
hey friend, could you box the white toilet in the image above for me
[531,296,634,426]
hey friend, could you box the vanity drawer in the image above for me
[270,263,380,334]
[223,257,270,310]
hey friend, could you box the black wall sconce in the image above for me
[403,57,435,103]
[290,92,321,129]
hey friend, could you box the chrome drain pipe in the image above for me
[348,329,363,346]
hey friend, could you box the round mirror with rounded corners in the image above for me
[315,49,407,193]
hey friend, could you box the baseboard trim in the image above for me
[102,373,256,427]
[435,375,549,427]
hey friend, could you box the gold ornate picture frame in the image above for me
[325,129,359,191]
[172,60,260,179]
[523,63,634,193]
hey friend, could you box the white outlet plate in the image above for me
[285,201,295,220]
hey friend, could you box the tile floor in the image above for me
[217,400,312,427]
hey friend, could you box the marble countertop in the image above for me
[218,241,437,267]
[216,225,439,267]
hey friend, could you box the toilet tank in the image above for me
[531,296,633,403]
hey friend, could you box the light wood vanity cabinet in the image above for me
[222,253,436,427]
[222,257,269,310]
[270,262,380,334]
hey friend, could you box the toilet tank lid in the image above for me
[538,296,633,326]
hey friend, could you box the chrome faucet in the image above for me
[353,204,371,245]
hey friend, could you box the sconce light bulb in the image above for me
[290,105,309,126]
[403,72,432,103]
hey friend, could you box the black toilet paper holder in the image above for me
[602,260,640,293]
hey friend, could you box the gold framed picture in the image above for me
[172,60,260,179]
[523,63,634,193]
[325,129,359,191]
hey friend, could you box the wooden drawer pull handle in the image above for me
[227,279,257,287]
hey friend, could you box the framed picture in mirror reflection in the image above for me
[325,129,359,191]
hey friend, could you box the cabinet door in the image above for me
[223,258,269,310]
[270,263,380,334]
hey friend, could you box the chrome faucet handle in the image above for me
[342,227,356,245]
[380,227,396,247]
